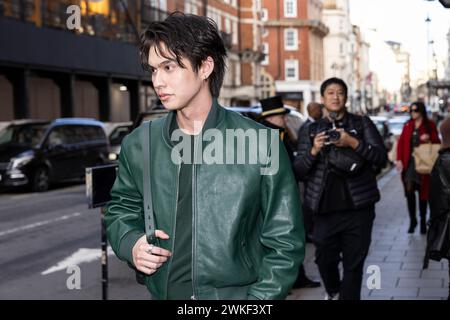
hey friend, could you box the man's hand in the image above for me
[332,129,360,149]
[132,230,171,275]
[311,132,327,156]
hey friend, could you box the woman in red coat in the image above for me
[396,101,440,234]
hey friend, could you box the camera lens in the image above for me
[329,130,341,141]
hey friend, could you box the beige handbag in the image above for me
[412,143,441,174]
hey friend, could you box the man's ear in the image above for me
[200,56,215,80]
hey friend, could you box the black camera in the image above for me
[324,111,341,145]
[324,128,341,145]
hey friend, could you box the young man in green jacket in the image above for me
[105,12,304,300]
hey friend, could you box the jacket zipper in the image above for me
[191,163,198,300]
[165,164,181,299]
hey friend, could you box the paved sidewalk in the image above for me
[289,168,449,300]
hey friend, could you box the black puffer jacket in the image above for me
[429,148,450,221]
[293,112,388,214]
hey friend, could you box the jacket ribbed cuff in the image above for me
[119,230,145,266]
[354,139,365,155]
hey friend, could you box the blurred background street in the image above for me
[0,0,449,300]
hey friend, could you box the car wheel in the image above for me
[32,167,50,192]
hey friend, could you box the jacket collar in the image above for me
[162,98,225,147]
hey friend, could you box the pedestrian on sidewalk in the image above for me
[105,12,305,300]
[294,77,388,300]
[396,102,440,234]
[258,96,321,289]
[425,116,450,300]
[299,102,324,243]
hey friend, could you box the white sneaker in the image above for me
[324,293,339,300]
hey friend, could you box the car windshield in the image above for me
[0,124,49,148]
[372,121,384,134]
[109,126,131,146]
[389,122,405,132]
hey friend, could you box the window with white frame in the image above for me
[232,20,238,45]
[225,17,231,34]
[261,8,268,21]
[285,59,299,80]
[150,0,167,11]
[262,27,269,38]
[284,0,297,18]
[184,1,191,13]
[262,43,269,65]
[284,28,298,50]
[255,0,262,11]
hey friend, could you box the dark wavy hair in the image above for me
[320,77,348,97]
[139,12,227,98]
[410,101,428,120]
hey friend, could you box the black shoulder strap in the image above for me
[141,121,156,244]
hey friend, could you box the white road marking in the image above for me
[41,247,114,275]
[0,212,83,238]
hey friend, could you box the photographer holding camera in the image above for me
[294,78,388,300]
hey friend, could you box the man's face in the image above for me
[148,45,203,111]
[309,105,323,121]
[321,83,347,113]
[265,114,286,128]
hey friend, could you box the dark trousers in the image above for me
[313,207,375,300]
[404,181,428,224]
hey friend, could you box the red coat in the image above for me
[397,119,440,200]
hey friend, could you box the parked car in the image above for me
[0,118,109,192]
[388,116,409,137]
[0,121,10,133]
[103,122,133,162]
[132,109,170,130]
[369,116,394,152]
[387,116,410,163]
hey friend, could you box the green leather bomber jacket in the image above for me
[105,101,305,300]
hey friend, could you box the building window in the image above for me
[284,28,298,50]
[262,43,269,65]
[150,0,167,11]
[261,8,268,21]
[262,27,269,38]
[285,59,299,80]
[284,0,297,18]
[225,17,231,34]
[232,20,238,45]
[184,1,191,13]
[255,0,262,11]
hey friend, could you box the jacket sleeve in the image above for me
[429,157,450,222]
[104,134,145,266]
[354,116,388,169]
[428,162,442,222]
[293,123,318,181]
[247,136,305,300]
